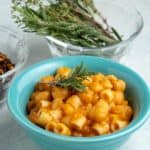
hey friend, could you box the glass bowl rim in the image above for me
[46,2,144,52]
[0,25,29,79]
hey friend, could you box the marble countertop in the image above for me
[0,0,150,149]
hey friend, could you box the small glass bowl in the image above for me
[0,26,28,105]
[46,1,143,62]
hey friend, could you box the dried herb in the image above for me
[0,52,15,75]
[12,0,122,48]
[40,62,95,91]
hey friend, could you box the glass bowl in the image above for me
[46,1,143,62]
[0,26,28,105]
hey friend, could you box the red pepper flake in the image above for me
[0,52,15,75]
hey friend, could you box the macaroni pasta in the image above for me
[27,67,133,137]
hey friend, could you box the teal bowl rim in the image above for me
[8,56,150,143]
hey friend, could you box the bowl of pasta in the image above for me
[8,56,150,150]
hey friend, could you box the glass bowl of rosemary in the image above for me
[0,26,28,105]
[12,0,143,61]
[45,1,143,61]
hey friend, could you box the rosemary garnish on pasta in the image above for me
[40,63,95,91]
[12,0,122,48]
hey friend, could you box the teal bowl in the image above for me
[8,56,150,150]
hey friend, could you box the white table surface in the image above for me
[0,0,150,150]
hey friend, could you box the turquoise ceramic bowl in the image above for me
[8,56,150,150]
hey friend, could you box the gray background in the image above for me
[0,0,150,149]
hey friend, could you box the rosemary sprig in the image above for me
[41,62,95,92]
[111,27,122,41]
[12,0,122,48]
